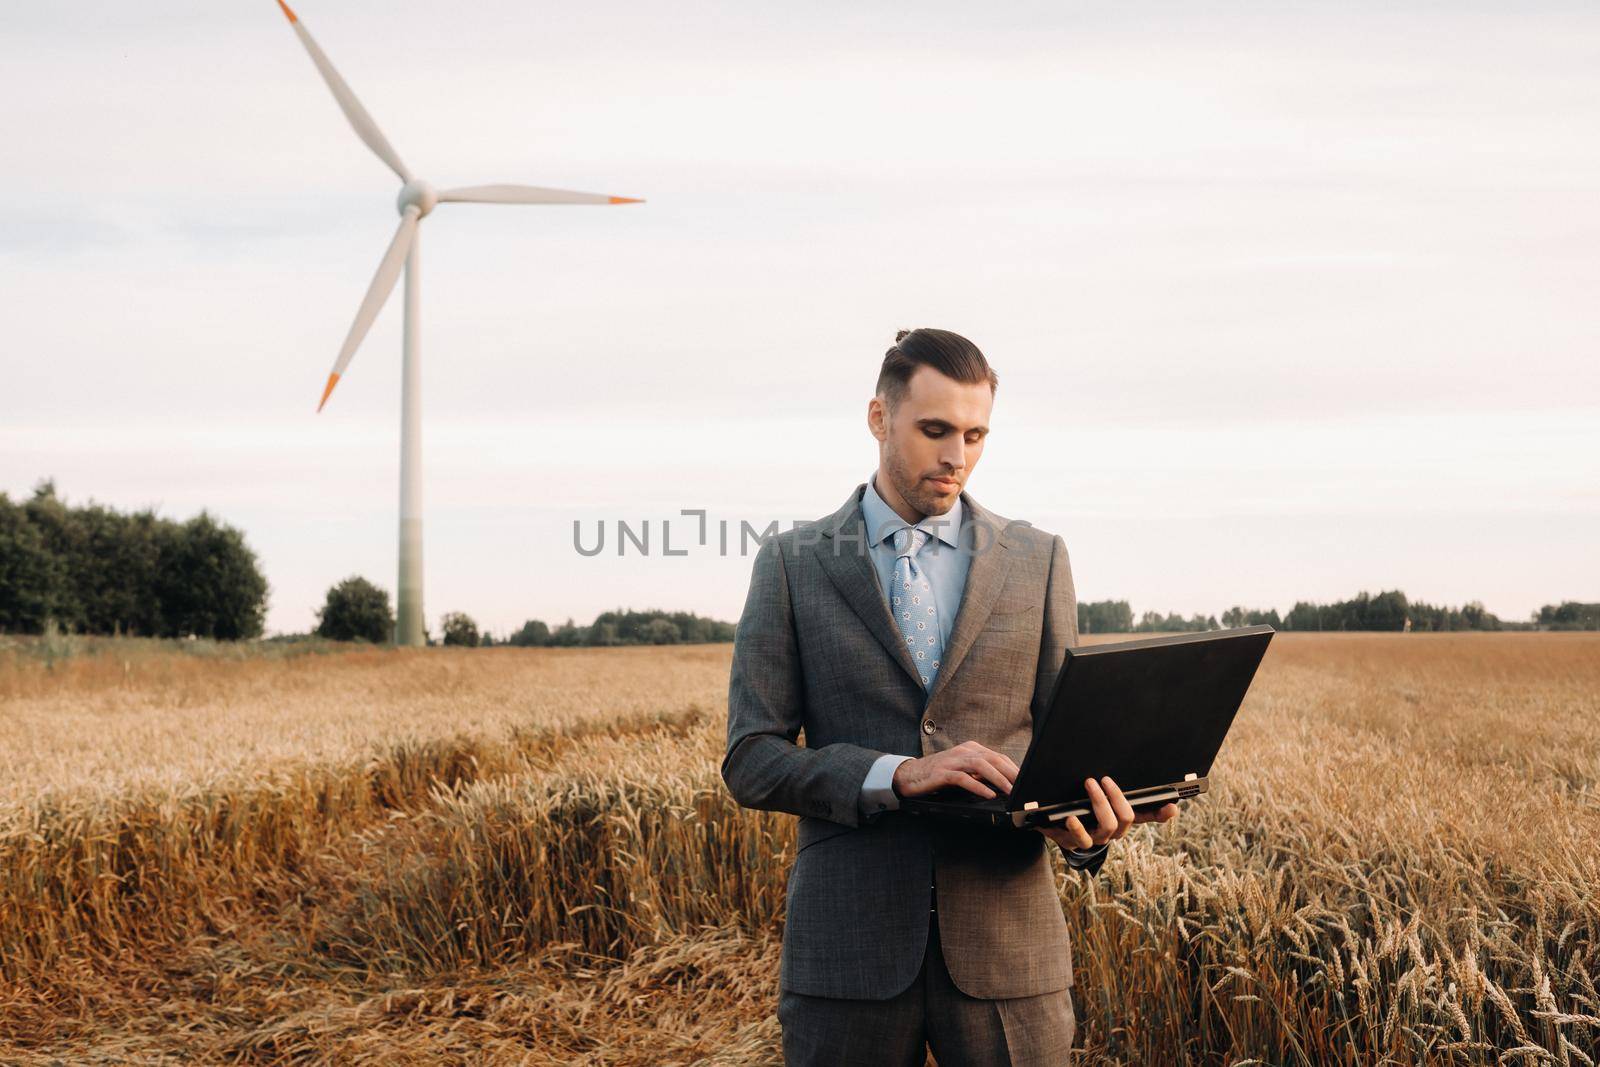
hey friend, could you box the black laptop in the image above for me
[899,624,1274,830]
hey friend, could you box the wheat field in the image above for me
[0,631,1595,1064]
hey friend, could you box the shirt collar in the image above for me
[861,471,964,550]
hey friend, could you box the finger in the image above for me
[1102,776,1136,838]
[986,746,1022,781]
[1039,830,1073,850]
[1133,802,1181,824]
[960,741,1020,782]
[944,769,995,799]
[1062,815,1095,850]
[965,754,1015,794]
[1084,778,1117,845]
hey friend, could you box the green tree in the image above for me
[315,576,395,643]
[1366,590,1409,631]
[492,609,734,647]
[78,504,164,636]
[2,482,268,638]
[547,618,587,646]
[1223,606,1282,628]
[643,617,681,644]
[440,611,481,647]
[0,492,63,633]
[19,480,86,632]
[1536,601,1600,630]
[1283,601,1325,631]
[153,511,269,639]
[1078,599,1134,634]
[509,619,551,646]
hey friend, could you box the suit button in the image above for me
[922,718,937,734]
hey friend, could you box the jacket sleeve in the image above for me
[721,535,888,828]
[1063,843,1109,875]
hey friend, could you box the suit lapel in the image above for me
[813,483,1016,704]
[815,484,927,691]
[925,494,1014,707]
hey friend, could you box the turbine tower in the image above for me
[275,0,641,647]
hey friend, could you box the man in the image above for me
[721,328,1178,1065]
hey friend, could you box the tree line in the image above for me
[1,481,267,639]
[1533,601,1600,630]
[313,576,735,647]
[1076,601,1220,634]
[1082,590,1599,633]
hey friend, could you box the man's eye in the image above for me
[925,428,944,437]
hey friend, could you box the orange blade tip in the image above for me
[609,196,644,205]
[316,371,340,412]
[276,0,299,23]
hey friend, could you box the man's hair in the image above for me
[875,328,998,411]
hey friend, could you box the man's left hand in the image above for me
[1036,776,1179,850]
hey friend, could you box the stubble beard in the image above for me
[883,442,955,520]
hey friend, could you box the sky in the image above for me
[2,1,1596,638]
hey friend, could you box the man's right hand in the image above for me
[891,740,1019,800]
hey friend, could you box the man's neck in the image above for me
[872,468,925,526]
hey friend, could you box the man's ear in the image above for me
[867,395,889,442]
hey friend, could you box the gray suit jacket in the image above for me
[722,481,1102,1001]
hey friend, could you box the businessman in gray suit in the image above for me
[721,328,1179,1065]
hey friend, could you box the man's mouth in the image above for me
[927,476,960,492]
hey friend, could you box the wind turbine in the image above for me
[275,0,641,647]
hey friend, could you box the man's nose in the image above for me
[939,440,966,472]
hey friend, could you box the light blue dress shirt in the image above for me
[860,470,972,656]
[853,472,1106,868]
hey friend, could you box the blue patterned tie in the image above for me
[890,525,943,692]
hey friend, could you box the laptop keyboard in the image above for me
[925,786,1003,805]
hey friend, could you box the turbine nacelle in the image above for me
[397,179,438,219]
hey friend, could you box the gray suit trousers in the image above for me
[778,907,1077,1066]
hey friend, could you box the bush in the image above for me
[440,612,480,647]
[314,576,395,644]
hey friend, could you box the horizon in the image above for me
[2,473,1578,639]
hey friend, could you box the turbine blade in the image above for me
[437,184,644,206]
[317,207,419,412]
[275,1,413,183]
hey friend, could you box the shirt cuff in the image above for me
[1063,844,1109,868]
[860,753,916,815]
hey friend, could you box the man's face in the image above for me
[869,364,994,518]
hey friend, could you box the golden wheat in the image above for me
[0,632,1594,1064]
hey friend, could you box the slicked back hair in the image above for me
[875,328,998,413]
